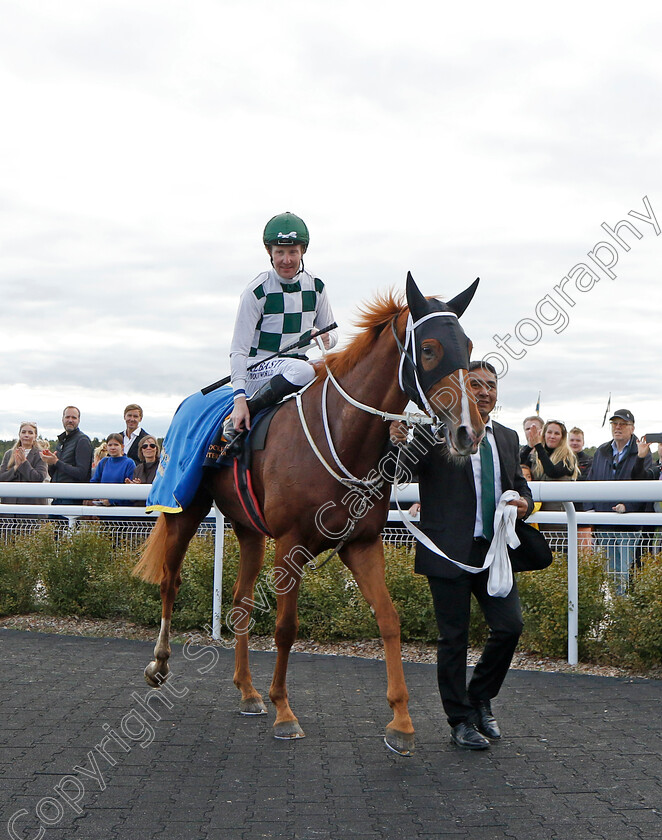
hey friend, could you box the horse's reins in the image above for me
[295,314,423,493]
[294,309,471,570]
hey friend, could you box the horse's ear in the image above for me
[446,278,480,318]
[405,271,429,321]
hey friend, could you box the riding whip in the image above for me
[201,322,338,395]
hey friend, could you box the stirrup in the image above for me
[221,430,247,459]
[204,419,233,467]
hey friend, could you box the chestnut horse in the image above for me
[134,273,484,755]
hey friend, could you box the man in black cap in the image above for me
[585,409,652,590]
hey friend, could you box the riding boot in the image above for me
[222,375,300,458]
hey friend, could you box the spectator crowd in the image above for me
[518,408,661,590]
[0,404,160,508]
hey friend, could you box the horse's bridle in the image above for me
[393,306,479,451]
[292,311,460,569]
[295,310,467,492]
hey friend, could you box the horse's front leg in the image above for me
[268,558,305,739]
[341,540,415,756]
[231,524,268,715]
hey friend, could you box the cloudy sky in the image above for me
[1,0,661,447]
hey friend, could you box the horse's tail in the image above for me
[132,514,168,584]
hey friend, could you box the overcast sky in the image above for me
[1,0,661,447]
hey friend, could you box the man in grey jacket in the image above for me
[41,406,93,506]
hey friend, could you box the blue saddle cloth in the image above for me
[146,387,234,514]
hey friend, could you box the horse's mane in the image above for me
[323,289,407,379]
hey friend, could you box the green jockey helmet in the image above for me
[263,212,310,253]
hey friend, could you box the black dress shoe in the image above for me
[471,701,501,740]
[450,721,490,750]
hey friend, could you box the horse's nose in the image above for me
[455,425,477,455]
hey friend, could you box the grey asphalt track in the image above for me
[1,628,661,840]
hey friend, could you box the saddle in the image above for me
[207,405,281,537]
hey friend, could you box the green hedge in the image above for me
[0,529,43,614]
[1,523,661,671]
[600,552,662,670]
[517,550,609,660]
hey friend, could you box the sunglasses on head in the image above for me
[141,443,157,449]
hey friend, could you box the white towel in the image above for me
[394,477,522,598]
[485,490,521,597]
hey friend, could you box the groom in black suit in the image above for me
[393,361,546,750]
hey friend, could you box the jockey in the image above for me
[222,211,338,455]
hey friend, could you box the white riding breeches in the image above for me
[245,357,316,397]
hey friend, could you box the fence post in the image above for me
[212,504,225,640]
[563,502,578,665]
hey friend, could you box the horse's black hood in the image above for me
[399,272,479,411]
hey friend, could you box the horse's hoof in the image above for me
[144,661,169,688]
[273,720,305,740]
[240,697,268,715]
[384,728,415,757]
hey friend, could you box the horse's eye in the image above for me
[420,340,443,371]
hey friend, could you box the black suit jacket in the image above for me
[118,428,150,465]
[408,422,541,579]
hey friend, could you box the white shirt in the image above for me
[470,422,502,538]
[123,429,140,454]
